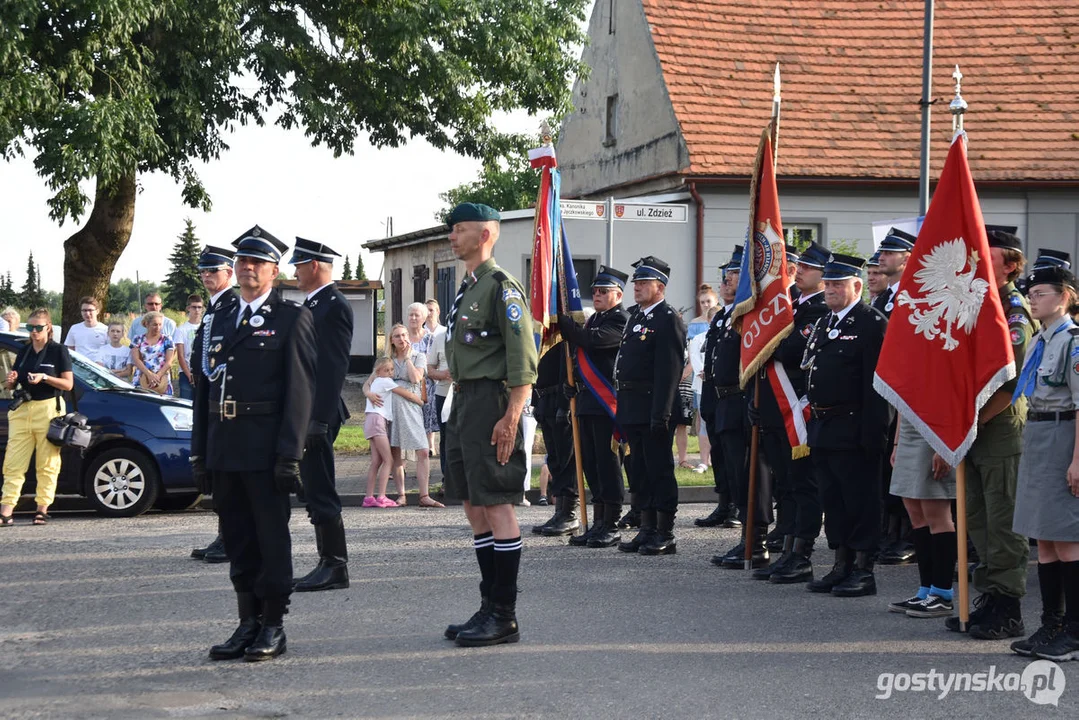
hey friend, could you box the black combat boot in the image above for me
[832,550,877,597]
[531,496,564,535]
[969,594,1025,640]
[722,502,742,529]
[454,601,520,647]
[945,593,994,632]
[694,501,729,528]
[587,504,623,548]
[713,528,745,568]
[445,594,492,640]
[754,536,793,580]
[722,524,768,568]
[771,537,814,584]
[616,494,641,529]
[1011,612,1064,656]
[209,592,261,660]
[569,503,604,546]
[295,516,350,592]
[1010,560,1064,652]
[618,509,655,553]
[192,533,226,561]
[808,547,852,593]
[764,527,786,553]
[540,496,580,536]
[639,511,677,555]
[244,596,287,661]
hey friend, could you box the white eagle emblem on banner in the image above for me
[897,238,990,351]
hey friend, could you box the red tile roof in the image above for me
[641,0,1079,182]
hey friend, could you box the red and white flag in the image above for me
[872,134,1015,466]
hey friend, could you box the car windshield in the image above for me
[69,349,137,391]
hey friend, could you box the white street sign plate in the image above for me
[561,201,606,220]
[613,202,688,223]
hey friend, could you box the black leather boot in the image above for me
[244,596,287,661]
[295,516,350,592]
[198,534,228,564]
[454,601,520,647]
[531,497,564,535]
[588,504,623,548]
[569,503,604,546]
[880,514,916,565]
[713,527,745,567]
[722,524,769,568]
[694,501,729,527]
[293,525,325,586]
[832,551,877,597]
[754,535,793,580]
[444,595,492,640]
[722,503,742,529]
[209,592,261,660]
[808,547,852,593]
[540,496,580,536]
[771,537,814,584]
[616,493,641,529]
[639,511,677,555]
[618,509,655,553]
[765,527,786,553]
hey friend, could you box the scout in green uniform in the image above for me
[441,202,538,648]
[948,227,1037,638]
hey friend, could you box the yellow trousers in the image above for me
[2,397,65,507]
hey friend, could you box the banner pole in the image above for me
[955,460,970,631]
[744,374,761,570]
[563,344,589,532]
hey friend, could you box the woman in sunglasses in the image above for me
[1,308,74,525]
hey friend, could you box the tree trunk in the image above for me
[62,172,137,332]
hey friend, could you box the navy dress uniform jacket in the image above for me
[615,300,687,427]
[710,306,746,433]
[304,283,354,429]
[192,289,317,471]
[560,305,629,416]
[191,288,239,461]
[803,302,890,451]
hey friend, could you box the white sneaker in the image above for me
[518,498,531,507]
[693,463,708,474]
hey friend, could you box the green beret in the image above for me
[447,202,501,225]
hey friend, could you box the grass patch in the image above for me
[334,424,370,454]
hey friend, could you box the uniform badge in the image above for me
[464,330,477,344]
[885,302,894,312]
[1010,296,1023,307]
[1008,313,1029,326]
[1010,328,1022,345]
[213,343,222,353]
[250,315,265,327]
[469,302,480,312]
[1073,360,1079,375]
[502,288,522,301]
[210,358,216,369]
[309,299,319,308]
[506,303,523,322]
[800,324,813,338]
[828,329,840,340]
[633,324,642,333]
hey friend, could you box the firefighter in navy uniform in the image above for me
[289,238,355,592]
[190,245,240,564]
[712,246,772,569]
[614,256,687,556]
[873,227,918,566]
[192,225,316,661]
[558,266,631,548]
[530,339,579,537]
[802,253,890,597]
[752,241,830,583]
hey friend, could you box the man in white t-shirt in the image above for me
[64,295,109,361]
[128,293,176,342]
[173,293,205,399]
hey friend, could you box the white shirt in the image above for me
[365,376,397,422]
[886,281,900,300]
[306,282,334,302]
[0,317,7,332]
[640,300,663,316]
[237,289,272,327]
[798,290,824,306]
[173,321,199,363]
[829,299,862,326]
[209,288,231,308]
[65,322,109,361]
[689,332,707,395]
[427,327,451,396]
[98,344,133,373]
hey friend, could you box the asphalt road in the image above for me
[1,505,1074,719]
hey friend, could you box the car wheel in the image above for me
[155,493,202,512]
[84,448,161,517]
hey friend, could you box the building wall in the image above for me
[556,0,690,198]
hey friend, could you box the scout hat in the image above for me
[232,225,288,263]
[985,225,1023,252]
[1027,265,1078,293]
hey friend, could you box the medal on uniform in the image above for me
[632,324,642,332]
[464,330,476,344]
[250,315,265,327]
[885,302,894,312]
[828,329,840,340]
[213,343,222,353]
[210,358,216,368]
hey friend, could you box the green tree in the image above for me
[0,272,15,307]
[106,278,161,317]
[20,252,44,308]
[355,253,367,281]
[1,1,588,331]
[164,219,204,310]
[341,255,353,281]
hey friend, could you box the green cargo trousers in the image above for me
[964,444,1029,599]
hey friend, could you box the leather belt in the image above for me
[714,384,742,399]
[1028,410,1076,422]
[535,386,561,398]
[210,401,278,419]
[810,404,858,419]
[616,381,651,393]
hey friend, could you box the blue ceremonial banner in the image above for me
[532,165,584,356]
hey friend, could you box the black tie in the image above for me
[239,305,253,328]
[827,313,840,331]
[446,279,469,340]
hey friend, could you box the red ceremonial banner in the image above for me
[872,134,1015,466]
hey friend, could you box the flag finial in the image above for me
[773,63,781,104]
[539,120,553,145]
[950,64,968,134]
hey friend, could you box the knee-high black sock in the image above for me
[911,526,933,591]
[930,530,957,598]
[1037,560,1065,623]
[474,532,495,598]
[1061,560,1079,624]
[491,536,523,605]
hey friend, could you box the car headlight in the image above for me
[160,406,193,431]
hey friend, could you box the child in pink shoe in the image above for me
[363,358,423,507]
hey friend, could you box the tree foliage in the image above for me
[106,278,163,317]
[341,255,353,281]
[164,219,204,311]
[354,253,367,281]
[0,272,17,308]
[0,0,589,329]
[20,252,44,308]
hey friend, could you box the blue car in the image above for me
[0,331,197,516]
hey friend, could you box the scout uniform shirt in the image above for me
[1025,315,1079,412]
[446,258,538,387]
[976,282,1038,454]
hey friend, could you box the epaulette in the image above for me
[283,299,301,307]
[492,269,509,283]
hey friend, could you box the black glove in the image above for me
[557,313,575,335]
[273,456,302,496]
[192,459,211,496]
[747,403,761,427]
[650,418,669,436]
[561,383,578,400]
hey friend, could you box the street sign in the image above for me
[613,202,688,223]
[561,200,606,220]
